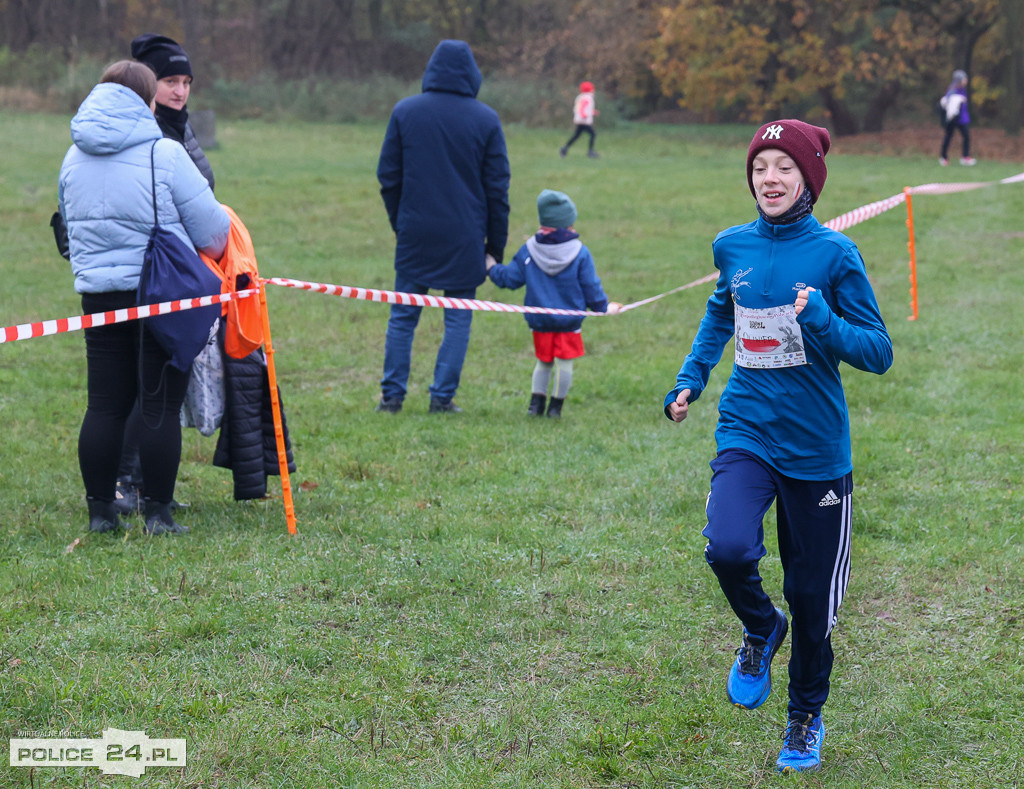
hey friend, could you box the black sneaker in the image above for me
[375,397,403,413]
[546,397,564,418]
[527,393,546,416]
[429,399,463,414]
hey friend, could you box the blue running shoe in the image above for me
[726,606,788,709]
[777,712,824,773]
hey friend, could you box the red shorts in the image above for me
[532,330,585,362]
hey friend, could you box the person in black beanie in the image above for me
[111,33,217,516]
[50,35,213,261]
[130,33,214,189]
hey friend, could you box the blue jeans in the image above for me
[381,273,475,403]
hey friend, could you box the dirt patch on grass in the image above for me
[833,125,1024,163]
[642,112,1024,163]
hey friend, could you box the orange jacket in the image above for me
[200,205,263,358]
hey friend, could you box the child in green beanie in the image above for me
[487,189,621,418]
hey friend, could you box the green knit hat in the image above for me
[537,189,577,228]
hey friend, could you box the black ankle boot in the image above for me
[143,500,190,535]
[113,476,141,516]
[87,498,122,533]
[527,393,547,416]
[546,397,564,418]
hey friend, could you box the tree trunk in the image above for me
[176,0,202,72]
[820,87,859,135]
[1002,0,1022,134]
[861,80,902,133]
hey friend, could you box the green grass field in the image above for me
[1,110,1022,787]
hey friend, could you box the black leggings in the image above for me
[940,121,970,159]
[564,124,596,152]
[79,291,190,504]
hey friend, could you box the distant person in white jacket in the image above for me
[560,81,599,159]
[939,69,975,166]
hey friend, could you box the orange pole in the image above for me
[904,187,919,321]
[258,279,297,534]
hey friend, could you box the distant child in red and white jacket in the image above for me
[559,82,599,159]
[487,189,620,418]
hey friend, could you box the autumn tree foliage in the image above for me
[496,0,664,114]
[0,0,1018,131]
[648,0,1007,134]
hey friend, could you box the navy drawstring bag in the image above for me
[137,141,223,372]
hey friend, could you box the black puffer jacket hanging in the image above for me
[213,345,295,500]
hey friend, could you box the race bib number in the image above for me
[734,303,807,368]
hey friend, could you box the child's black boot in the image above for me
[528,393,547,416]
[547,397,564,418]
[87,498,122,533]
[143,499,190,535]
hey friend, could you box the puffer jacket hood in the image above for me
[70,83,162,155]
[421,39,482,98]
[59,82,228,295]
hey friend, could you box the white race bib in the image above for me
[734,303,807,368]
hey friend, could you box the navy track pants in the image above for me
[702,448,853,716]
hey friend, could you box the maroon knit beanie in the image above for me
[746,119,831,204]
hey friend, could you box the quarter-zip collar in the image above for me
[755,213,819,240]
[752,214,819,297]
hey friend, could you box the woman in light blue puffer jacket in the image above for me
[58,60,229,536]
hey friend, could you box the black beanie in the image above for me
[130,33,193,80]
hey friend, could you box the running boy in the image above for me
[663,120,893,772]
[488,189,620,418]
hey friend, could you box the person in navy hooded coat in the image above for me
[376,39,510,414]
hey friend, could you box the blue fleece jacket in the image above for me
[377,40,510,290]
[488,233,610,332]
[58,83,228,295]
[664,214,892,480]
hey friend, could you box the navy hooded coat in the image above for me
[377,40,510,290]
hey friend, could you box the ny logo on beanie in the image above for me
[747,119,831,204]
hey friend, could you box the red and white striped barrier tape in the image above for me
[823,193,907,232]
[822,170,1024,229]
[263,274,717,316]
[0,269,718,346]
[907,181,991,196]
[0,289,258,345]
[611,272,720,309]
